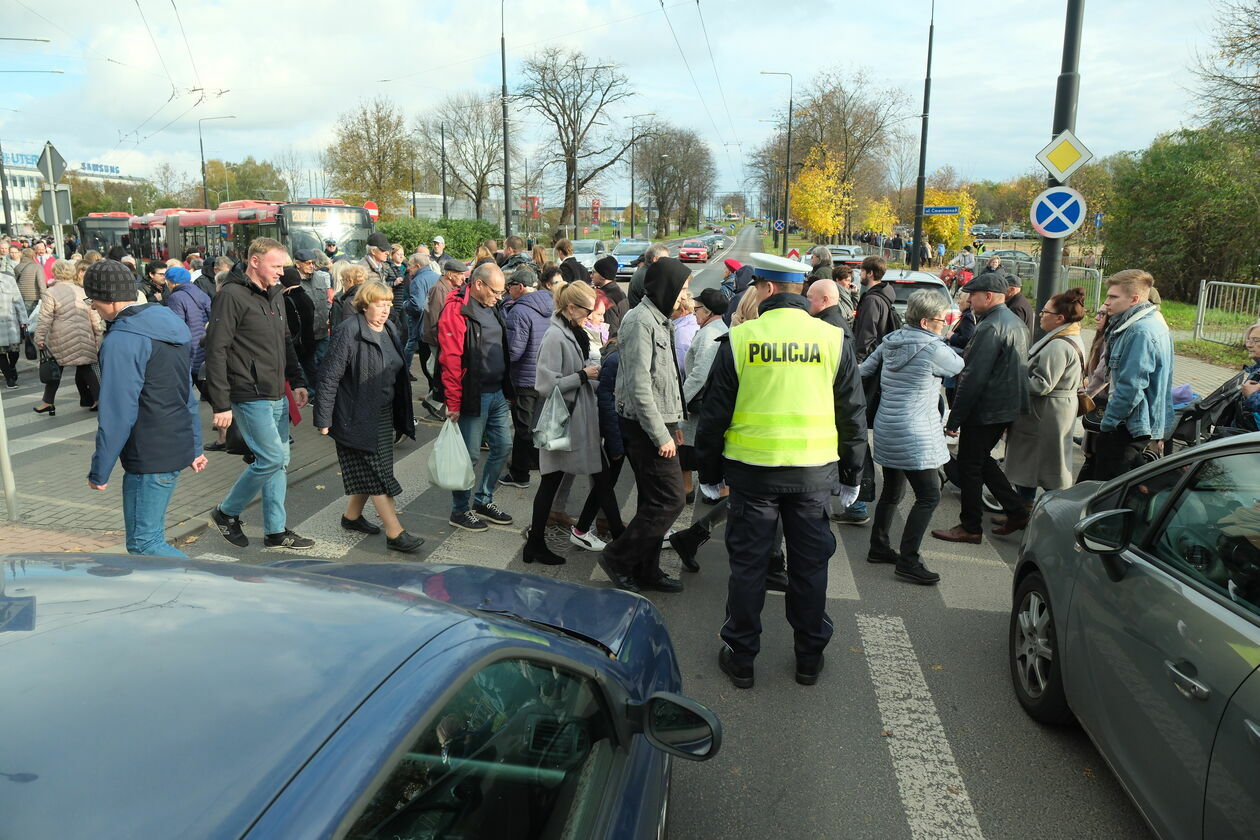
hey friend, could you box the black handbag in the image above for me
[24,333,36,360]
[38,348,61,384]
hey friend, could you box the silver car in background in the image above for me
[1010,431,1260,840]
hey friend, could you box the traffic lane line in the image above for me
[856,613,987,840]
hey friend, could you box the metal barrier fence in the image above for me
[1194,280,1260,346]
[1062,266,1103,312]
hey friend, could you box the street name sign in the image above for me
[1030,186,1086,239]
[923,205,960,216]
[1036,129,1093,182]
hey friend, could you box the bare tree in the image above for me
[272,147,306,203]
[312,149,335,198]
[886,130,918,222]
[417,91,503,220]
[1193,0,1260,131]
[325,97,416,210]
[517,47,640,234]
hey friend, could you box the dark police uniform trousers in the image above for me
[722,484,835,666]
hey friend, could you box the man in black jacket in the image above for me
[932,272,1031,544]
[280,266,318,396]
[591,254,629,339]
[205,237,313,550]
[555,238,591,285]
[841,255,898,525]
[1003,274,1035,334]
[806,278,850,337]
[696,252,866,689]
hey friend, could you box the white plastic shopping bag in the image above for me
[426,418,475,490]
[532,385,573,451]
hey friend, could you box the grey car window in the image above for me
[346,658,617,839]
[1120,467,1188,547]
[1149,452,1260,618]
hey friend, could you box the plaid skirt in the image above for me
[336,407,403,497]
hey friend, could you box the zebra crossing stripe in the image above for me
[856,613,986,840]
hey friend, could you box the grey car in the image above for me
[1010,431,1260,840]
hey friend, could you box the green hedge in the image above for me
[375,218,502,260]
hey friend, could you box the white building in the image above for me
[0,151,148,235]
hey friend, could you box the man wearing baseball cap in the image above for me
[85,260,207,557]
[431,235,453,270]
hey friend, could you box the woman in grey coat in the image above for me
[998,287,1086,532]
[0,269,28,388]
[858,290,964,584]
[524,281,620,565]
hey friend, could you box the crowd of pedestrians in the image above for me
[6,223,1259,690]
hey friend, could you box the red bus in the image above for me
[127,199,373,262]
[76,211,132,255]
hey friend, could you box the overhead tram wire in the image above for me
[695,0,746,189]
[134,0,178,96]
[170,0,203,91]
[657,0,734,173]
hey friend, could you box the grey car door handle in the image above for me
[1246,720,1260,749]
[1165,660,1211,701]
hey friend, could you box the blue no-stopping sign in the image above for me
[773,219,785,231]
[1029,187,1086,239]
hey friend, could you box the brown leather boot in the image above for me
[931,526,982,544]
[991,515,1030,535]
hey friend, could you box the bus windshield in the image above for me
[281,205,372,259]
[77,218,130,255]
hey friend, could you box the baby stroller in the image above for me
[1157,371,1255,457]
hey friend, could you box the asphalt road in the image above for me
[175,223,1150,839]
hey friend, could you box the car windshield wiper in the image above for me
[473,608,617,659]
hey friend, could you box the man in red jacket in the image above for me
[438,262,515,533]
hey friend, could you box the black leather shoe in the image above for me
[204,441,227,452]
[386,531,425,553]
[796,654,825,686]
[765,571,789,592]
[668,525,709,573]
[639,571,684,593]
[867,550,898,564]
[523,542,566,566]
[597,553,640,593]
[341,515,382,535]
[718,647,754,689]
[895,562,941,585]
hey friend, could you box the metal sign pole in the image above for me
[41,145,63,259]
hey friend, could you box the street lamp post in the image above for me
[440,123,448,220]
[500,0,512,238]
[909,2,935,271]
[198,115,236,210]
[761,71,793,256]
[628,112,654,239]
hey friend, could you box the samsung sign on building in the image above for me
[1,151,121,175]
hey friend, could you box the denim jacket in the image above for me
[1100,306,1174,437]
[614,297,684,446]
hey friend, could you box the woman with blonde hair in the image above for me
[531,244,549,268]
[474,244,495,267]
[730,286,762,326]
[523,280,624,564]
[332,263,370,327]
[32,259,103,415]
[315,281,421,553]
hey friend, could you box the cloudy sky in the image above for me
[0,0,1213,207]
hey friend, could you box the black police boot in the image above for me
[795,653,825,686]
[718,646,754,689]
[894,560,941,585]
[669,524,710,573]
[765,552,788,593]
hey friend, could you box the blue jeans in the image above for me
[221,399,290,534]
[122,470,187,557]
[452,389,512,514]
[403,311,423,372]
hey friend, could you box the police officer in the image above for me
[697,252,867,689]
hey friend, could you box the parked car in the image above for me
[983,249,1038,282]
[882,268,961,325]
[612,239,651,278]
[677,239,710,262]
[1010,432,1260,840]
[571,238,607,269]
[0,556,721,840]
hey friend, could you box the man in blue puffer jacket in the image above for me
[499,267,553,488]
[85,260,206,557]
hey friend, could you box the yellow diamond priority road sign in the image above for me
[1036,129,1093,182]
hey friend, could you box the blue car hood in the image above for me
[292,562,645,658]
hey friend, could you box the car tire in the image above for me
[1009,571,1074,725]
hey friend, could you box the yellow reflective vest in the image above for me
[725,307,842,467]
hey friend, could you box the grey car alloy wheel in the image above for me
[1009,572,1073,724]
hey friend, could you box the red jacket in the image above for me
[437,286,514,417]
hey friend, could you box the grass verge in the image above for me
[1174,339,1250,368]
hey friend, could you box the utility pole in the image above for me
[1035,0,1085,336]
[500,0,512,238]
[410,159,417,218]
[440,123,448,220]
[0,137,13,236]
[761,71,793,256]
[910,0,935,271]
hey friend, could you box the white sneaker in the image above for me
[660,529,676,549]
[570,527,607,552]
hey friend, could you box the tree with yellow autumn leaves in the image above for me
[789,145,854,239]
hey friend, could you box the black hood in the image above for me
[732,265,755,293]
[644,257,690,315]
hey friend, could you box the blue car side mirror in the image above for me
[630,692,722,762]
